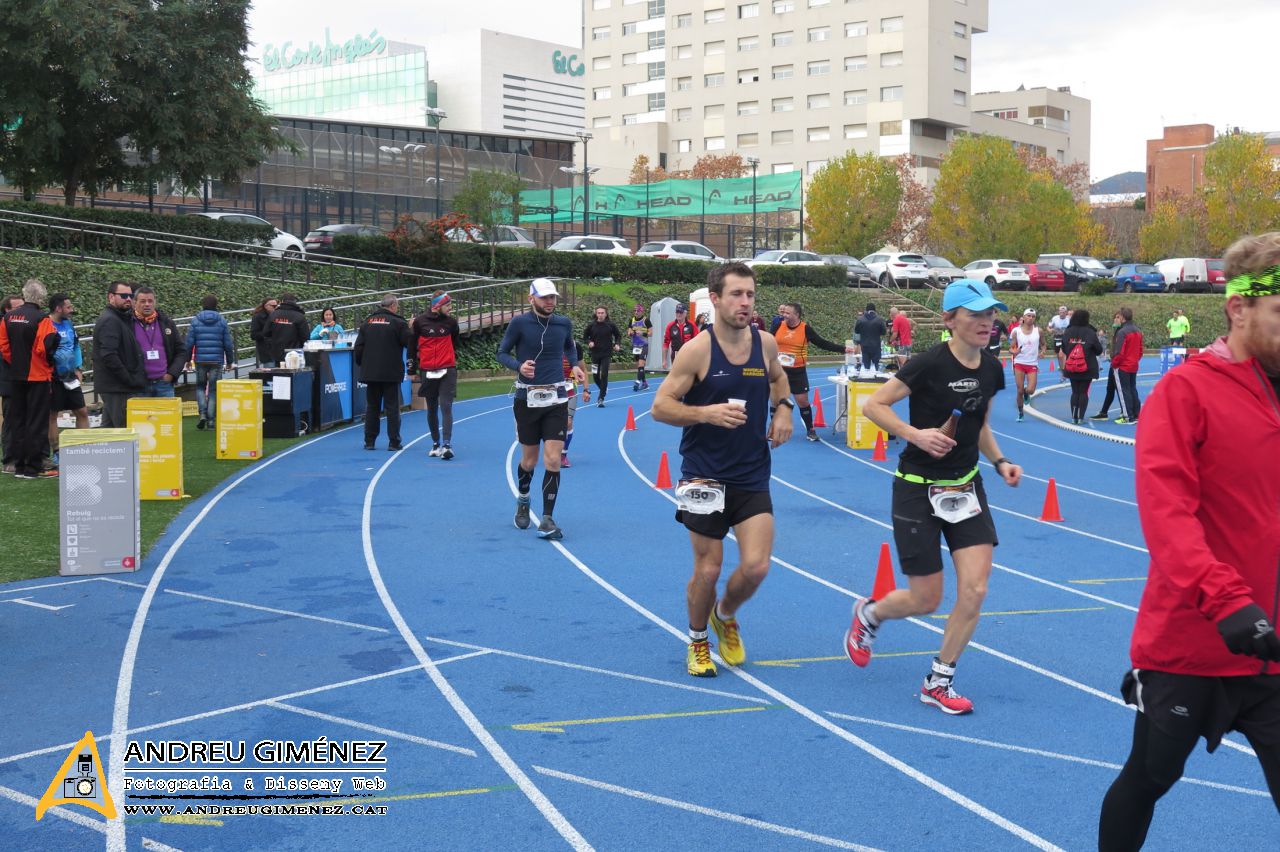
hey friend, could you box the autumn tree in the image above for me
[929,136,1033,260]
[1139,190,1209,261]
[1203,132,1280,252]
[628,154,668,184]
[804,151,900,257]
[884,155,932,250]
[451,170,525,275]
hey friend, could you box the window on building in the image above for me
[880,120,903,135]
[647,61,665,80]
[990,108,1017,119]
[808,60,831,76]
[592,26,610,40]
[772,64,794,80]
[844,89,867,105]
[772,31,794,46]
[705,8,725,22]
[772,96,794,112]
[807,93,830,109]
[808,26,831,42]
[593,86,612,100]
[623,82,642,96]
[773,0,795,12]
[706,136,726,150]
[772,129,794,144]
[674,12,692,27]
[705,104,725,119]
[675,76,693,91]
[954,21,967,38]
[739,35,759,51]
[914,121,948,140]
[880,85,903,101]
[593,115,612,127]
[705,40,725,56]
[953,55,967,72]
[845,55,867,71]
[880,51,903,67]
[953,89,966,105]
[881,16,903,33]
[648,31,665,49]
[738,68,760,83]
[674,44,692,59]
[592,0,609,8]
[807,159,827,174]
[623,52,638,65]
[738,132,759,146]
[677,138,692,152]
[674,107,692,121]
[593,56,612,70]
[807,126,831,142]
[738,100,760,115]
[739,2,760,17]
[648,0,665,16]
[772,162,794,174]
[845,21,868,38]
[623,113,639,125]
[649,92,666,111]
[622,22,638,35]
[844,123,868,139]
[809,0,830,6]
[705,72,725,87]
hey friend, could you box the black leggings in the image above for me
[1099,712,1280,851]
[423,367,457,444]
[1068,375,1092,421]
[593,357,611,397]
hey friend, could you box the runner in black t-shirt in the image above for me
[845,279,1024,716]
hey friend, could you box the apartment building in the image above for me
[971,85,1090,167]
[582,0,1087,185]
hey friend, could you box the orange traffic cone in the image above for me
[654,452,673,489]
[1040,477,1064,522]
[811,390,826,428]
[872,431,888,462]
[871,542,897,601]
[625,406,637,431]
[1048,357,1056,373]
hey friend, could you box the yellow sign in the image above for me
[846,379,881,449]
[181,400,200,417]
[35,731,116,821]
[127,397,184,500]
[216,379,263,460]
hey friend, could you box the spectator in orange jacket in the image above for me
[0,279,60,478]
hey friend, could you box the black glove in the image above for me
[1217,604,1280,662]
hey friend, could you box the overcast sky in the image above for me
[247,0,1280,183]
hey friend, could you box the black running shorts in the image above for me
[51,381,86,412]
[783,365,810,395]
[891,474,998,576]
[513,398,569,446]
[1121,668,1280,752]
[676,486,772,541]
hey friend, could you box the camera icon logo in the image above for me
[36,732,117,821]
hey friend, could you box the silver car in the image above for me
[922,254,965,287]
[188,212,305,258]
[636,240,724,263]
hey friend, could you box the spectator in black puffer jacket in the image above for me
[249,296,279,367]
[188,295,236,429]
[355,294,411,451]
[265,293,309,365]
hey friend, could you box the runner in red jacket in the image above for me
[1099,232,1280,850]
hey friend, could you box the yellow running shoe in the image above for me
[709,605,746,666]
[687,639,717,678]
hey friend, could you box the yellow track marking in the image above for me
[927,606,1105,619]
[1068,577,1146,585]
[511,705,770,733]
[755,650,938,667]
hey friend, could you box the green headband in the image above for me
[1226,264,1280,297]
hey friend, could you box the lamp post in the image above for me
[423,107,447,217]
[575,130,593,235]
[746,156,760,258]
[378,145,411,214]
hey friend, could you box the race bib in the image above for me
[424,369,447,380]
[778,353,796,367]
[145,349,161,361]
[526,385,565,408]
[675,479,727,515]
[632,346,643,356]
[928,483,982,524]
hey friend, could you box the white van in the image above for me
[1154,258,1210,293]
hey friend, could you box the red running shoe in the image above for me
[844,599,877,667]
[919,680,974,715]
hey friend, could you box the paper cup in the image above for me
[727,397,746,410]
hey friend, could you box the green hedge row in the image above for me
[330,235,848,288]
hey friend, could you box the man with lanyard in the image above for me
[132,286,187,397]
[627,303,653,391]
[847,279,1023,715]
[662,304,698,370]
[1048,305,1071,368]
[47,293,88,466]
[773,302,845,441]
[652,262,792,678]
[497,279,586,541]
[1009,308,1043,422]
[1098,232,1280,850]
[411,292,461,460]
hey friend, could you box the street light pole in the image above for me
[746,157,760,258]
[575,131,593,235]
[424,107,447,218]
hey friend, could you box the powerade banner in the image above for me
[519,172,802,223]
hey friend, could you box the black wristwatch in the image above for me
[994,457,1014,470]
[770,398,795,415]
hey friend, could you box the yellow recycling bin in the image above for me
[846,378,884,449]
[216,379,263,460]
[127,397,184,500]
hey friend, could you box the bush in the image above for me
[1082,277,1116,297]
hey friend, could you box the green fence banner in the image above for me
[519,171,802,223]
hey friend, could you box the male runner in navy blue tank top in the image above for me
[653,262,793,677]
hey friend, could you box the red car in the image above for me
[1207,258,1226,293]
[1021,263,1066,291]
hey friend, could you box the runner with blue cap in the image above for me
[843,278,1024,716]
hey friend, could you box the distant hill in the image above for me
[1091,171,1145,194]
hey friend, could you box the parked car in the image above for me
[447,224,537,248]
[547,234,632,255]
[819,255,875,285]
[188,212,305,258]
[1035,254,1112,291]
[303,223,386,255]
[1019,263,1066,291]
[963,258,1029,290]
[1207,258,1227,293]
[1110,263,1167,293]
[1155,257,1211,293]
[860,251,930,287]
[922,254,965,287]
[635,240,724,263]
[744,249,827,268]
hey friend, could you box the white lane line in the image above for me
[988,429,1136,471]
[976,460,1136,507]
[533,766,882,851]
[106,423,356,852]
[435,650,496,666]
[422,634,771,706]
[141,839,184,852]
[266,701,478,757]
[365,427,592,850]
[816,438,1148,554]
[538,438,1064,851]
[825,713,1267,798]
[0,577,103,595]
[0,782,105,832]
[98,579,393,633]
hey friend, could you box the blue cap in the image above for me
[942,279,1008,313]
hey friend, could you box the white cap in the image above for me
[529,278,559,297]
[1023,308,1037,316]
